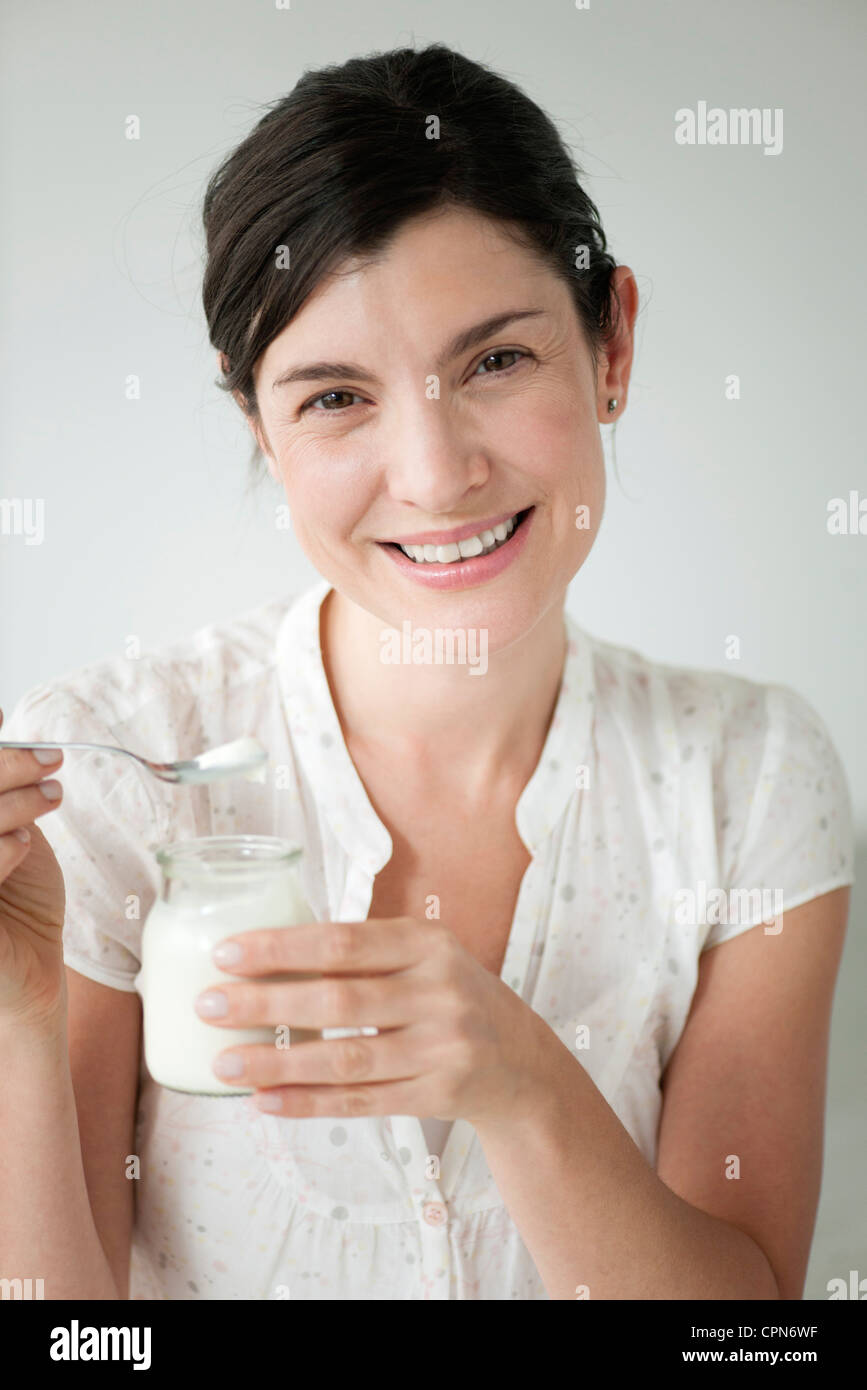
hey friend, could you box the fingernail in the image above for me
[213,1052,244,1078]
[213,940,243,967]
[38,779,62,800]
[33,748,62,764]
[195,990,228,1018]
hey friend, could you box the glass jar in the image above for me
[139,835,318,1096]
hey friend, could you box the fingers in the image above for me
[212,1028,421,1091]
[250,1077,430,1119]
[0,824,33,878]
[0,710,63,853]
[0,708,52,879]
[0,776,63,836]
[212,917,430,977]
[0,746,64,787]
[195,972,435,1030]
[0,710,64,792]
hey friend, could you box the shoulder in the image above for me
[577,619,751,735]
[573,617,847,782]
[3,592,299,753]
[570,618,853,902]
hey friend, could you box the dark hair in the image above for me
[202,42,621,474]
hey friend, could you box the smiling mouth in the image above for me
[381,508,533,563]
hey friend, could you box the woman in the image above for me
[0,43,853,1301]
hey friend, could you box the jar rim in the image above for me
[155,834,302,876]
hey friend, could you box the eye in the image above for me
[298,348,531,416]
[471,348,530,378]
[300,389,366,414]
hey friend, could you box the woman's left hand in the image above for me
[194,916,546,1126]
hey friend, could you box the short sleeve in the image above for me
[704,682,855,951]
[2,684,165,991]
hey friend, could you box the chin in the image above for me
[374,579,557,660]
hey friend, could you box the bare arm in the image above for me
[0,724,141,1299]
[66,967,142,1300]
[0,970,141,1300]
[472,886,849,1299]
[0,1010,120,1299]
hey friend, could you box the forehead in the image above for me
[258,207,568,369]
[326,206,551,299]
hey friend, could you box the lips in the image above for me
[380,508,533,564]
[400,512,526,564]
[383,508,523,548]
[377,505,535,591]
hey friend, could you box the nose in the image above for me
[383,392,490,515]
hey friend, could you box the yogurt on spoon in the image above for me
[177,736,268,785]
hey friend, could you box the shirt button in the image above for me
[422,1201,448,1227]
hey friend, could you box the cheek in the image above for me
[273,435,377,545]
[273,433,361,511]
[499,387,602,499]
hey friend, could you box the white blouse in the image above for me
[4,578,854,1300]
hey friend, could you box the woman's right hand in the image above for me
[0,707,68,1026]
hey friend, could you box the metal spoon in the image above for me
[0,735,269,785]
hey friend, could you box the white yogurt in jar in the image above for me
[139,837,318,1096]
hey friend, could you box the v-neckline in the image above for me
[275,578,596,1200]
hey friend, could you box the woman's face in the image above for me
[243,206,635,651]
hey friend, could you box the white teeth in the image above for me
[397,512,524,563]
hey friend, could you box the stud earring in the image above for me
[607,398,618,413]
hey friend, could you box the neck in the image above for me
[319,586,569,800]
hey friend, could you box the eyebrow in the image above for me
[270,307,549,392]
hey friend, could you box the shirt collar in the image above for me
[276,578,393,875]
[275,580,595,869]
[514,608,595,853]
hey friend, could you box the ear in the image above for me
[243,414,280,484]
[260,444,280,485]
[217,351,280,482]
[595,265,639,422]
